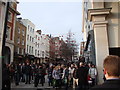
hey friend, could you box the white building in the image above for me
[35,30,50,63]
[21,19,35,60]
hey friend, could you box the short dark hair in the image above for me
[103,55,120,76]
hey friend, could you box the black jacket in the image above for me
[76,66,88,85]
[91,79,120,90]
[25,65,31,74]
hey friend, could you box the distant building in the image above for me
[14,18,26,63]
[40,33,50,63]
[34,30,50,63]
[49,37,65,61]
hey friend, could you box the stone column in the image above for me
[0,1,7,89]
[88,8,111,84]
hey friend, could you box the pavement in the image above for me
[11,75,75,90]
[11,75,53,90]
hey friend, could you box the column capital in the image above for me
[88,8,112,21]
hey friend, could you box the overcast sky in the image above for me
[17,1,83,45]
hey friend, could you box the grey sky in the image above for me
[17,2,83,45]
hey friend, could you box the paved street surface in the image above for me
[11,75,74,90]
[11,75,53,90]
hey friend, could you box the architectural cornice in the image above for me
[88,8,112,21]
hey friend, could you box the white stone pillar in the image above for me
[93,21,109,84]
[88,8,111,84]
[0,2,7,89]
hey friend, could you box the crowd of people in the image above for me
[2,55,120,90]
[2,60,98,90]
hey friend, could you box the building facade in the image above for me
[34,30,50,63]
[49,37,56,61]
[82,0,120,84]
[4,1,20,64]
[49,37,65,61]
[21,19,35,62]
[14,18,26,63]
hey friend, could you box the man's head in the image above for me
[79,62,84,67]
[103,55,120,79]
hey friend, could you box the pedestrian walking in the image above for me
[89,64,97,87]
[76,62,89,90]
[25,63,31,84]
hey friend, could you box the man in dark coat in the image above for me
[76,62,89,90]
[25,63,31,84]
[91,55,120,90]
[2,63,11,90]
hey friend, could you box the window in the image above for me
[42,51,44,57]
[30,27,32,32]
[28,25,29,31]
[35,42,37,46]
[27,45,29,53]
[30,36,31,41]
[32,38,34,42]
[29,46,31,53]
[21,49,24,55]
[9,2,13,8]
[35,49,37,55]
[38,37,40,40]
[8,11,12,22]
[32,47,33,54]
[22,40,24,45]
[17,37,20,44]
[6,26,11,40]
[22,30,25,36]
[27,35,29,40]
[17,47,20,54]
[38,50,39,56]
[36,35,37,39]
[38,43,39,48]
[18,27,20,34]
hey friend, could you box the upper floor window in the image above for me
[21,48,24,55]
[38,50,39,56]
[36,35,37,39]
[18,27,20,34]
[32,38,34,42]
[8,11,12,22]
[27,35,29,40]
[38,37,40,40]
[30,27,32,32]
[6,26,11,40]
[17,37,20,44]
[17,47,20,54]
[32,47,33,54]
[35,49,37,55]
[42,51,44,57]
[38,43,39,48]
[30,36,31,41]
[9,2,13,8]
[28,25,29,31]
[29,46,31,53]
[22,40,24,45]
[27,45,29,53]
[22,30,25,36]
